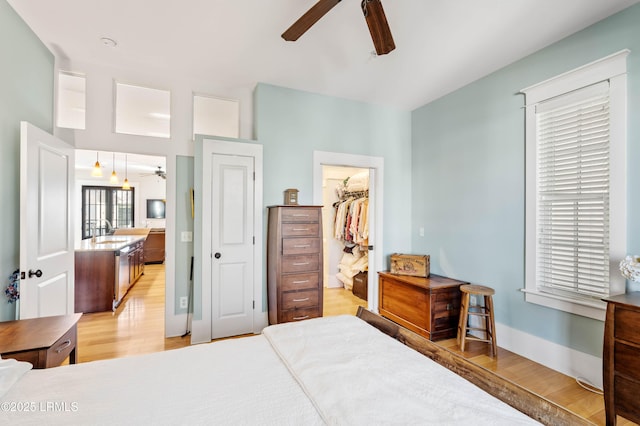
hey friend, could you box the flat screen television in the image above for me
[146,199,166,219]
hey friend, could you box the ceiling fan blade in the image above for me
[361,0,395,55]
[282,0,342,41]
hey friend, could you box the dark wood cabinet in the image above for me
[378,271,466,341]
[267,206,323,324]
[75,238,145,313]
[144,228,165,264]
[603,292,640,425]
[75,250,117,313]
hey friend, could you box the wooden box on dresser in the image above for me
[267,206,323,324]
[378,272,467,341]
[603,292,640,426]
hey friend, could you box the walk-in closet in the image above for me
[321,166,370,304]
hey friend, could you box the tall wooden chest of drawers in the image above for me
[267,206,323,324]
[378,272,466,341]
[603,292,640,425]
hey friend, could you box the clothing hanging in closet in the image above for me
[334,195,369,247]
[333,172,369,290]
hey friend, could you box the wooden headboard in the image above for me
[355,307,593,426]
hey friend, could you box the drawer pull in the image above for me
[292,228,310,231]
[55,339,72,353]
[292,214,309,217]
[292,280,310,284]
[293,315,310,320]
[293,297,310,302]
[292,262,310,266]
[293,245,311,248]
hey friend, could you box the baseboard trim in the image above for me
[254,311,269,334]
[166,314,190,338]
[496,322,603,389]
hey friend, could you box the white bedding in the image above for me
[1,315,540,425]
[263,315,539,425]
[1,335,323,425]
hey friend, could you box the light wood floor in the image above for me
[74,266,634,425]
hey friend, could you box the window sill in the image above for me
[521,289,606,321]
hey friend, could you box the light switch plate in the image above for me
[181,231,193,242]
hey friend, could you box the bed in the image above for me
[1,309,588,425]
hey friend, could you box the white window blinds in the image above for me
[535,81,610,299]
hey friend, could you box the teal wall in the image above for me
[174,156,194,316]
[254,84,413,264]
[411,4,640,357]
[193,86,413,317]
[0,0,54,321]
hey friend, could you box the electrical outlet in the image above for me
[419,227,425,237]
[180,297,188,309]
[181,231,193,242]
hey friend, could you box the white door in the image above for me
[210,154,254,338]
[19,122,75,319]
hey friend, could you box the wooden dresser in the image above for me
[603,292,640,425]
[267,205,323,324]
[378,272,466,341]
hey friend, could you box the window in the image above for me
[115,82,171,138]
[521,50,628,320]
[81,186,135,239]
[57,71,86,130]
[193,94,239,139]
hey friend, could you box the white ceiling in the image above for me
[7,0,639,110]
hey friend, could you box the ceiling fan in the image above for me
[141,166,166,180]
[282,0,395,55]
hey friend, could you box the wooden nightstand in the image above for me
[0,313,82,368]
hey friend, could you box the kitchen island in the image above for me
[75,235,146,313]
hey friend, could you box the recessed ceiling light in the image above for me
[100,37,117,48]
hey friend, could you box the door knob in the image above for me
[214,252,221,259]
[28,269,43,278]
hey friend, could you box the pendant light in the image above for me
[122,154,131,190]
[91,152,103,177]
[109,152,118,184]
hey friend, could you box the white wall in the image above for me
[138,175,167,229]
[55,58,253,337]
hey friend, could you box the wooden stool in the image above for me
[457,284,497,356]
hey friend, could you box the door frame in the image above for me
[312,151,384,313]
[191,136,264,344]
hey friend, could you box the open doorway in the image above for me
[322,166,369,288]
[74,149,167,312]
[321,166,369,316]
[313,151,385,315]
